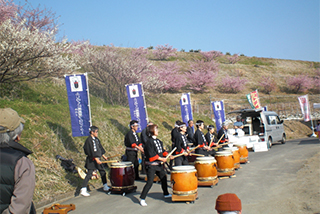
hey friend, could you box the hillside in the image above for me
[0,53,319,206]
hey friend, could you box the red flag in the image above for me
[250,90,261,109]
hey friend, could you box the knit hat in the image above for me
[0,108,25,133]
[215,193,242,211]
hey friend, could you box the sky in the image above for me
[13,0,320,62]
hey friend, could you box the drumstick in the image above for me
[105,154,121,159]
[171,152,188,159]
[190,153,205,157]
[208,133,216,148]
[101,160,119,163]
[212,134,225,147]
[165,147,177,161]
[217,142,231,148]
[187,145,200,154]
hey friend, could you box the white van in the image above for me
[228,109,286,148]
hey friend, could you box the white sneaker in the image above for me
[103,184,110,191]
[140,199,147,207]
[164,194,172,198]
[80,187,90,197]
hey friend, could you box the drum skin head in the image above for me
[195,156,216,162]
[223,147,239,151]
[215,151,233,156]
[172,165,195,171]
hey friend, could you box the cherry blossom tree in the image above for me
[308,69,320,94]
[0,0,58,33]
[227,54,240,64]
[200,51,223,62]
[78,45,162,105]
[0,0,78,85]
[0,19,84,84]
[156,61,186,92]
[259,76,277,94]
[216,74,247,93]
[286,74,312,94]
[0,0,17,23]
[185,60,219,93]
[152,44,177,60]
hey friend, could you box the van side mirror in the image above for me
[280,120,284,124]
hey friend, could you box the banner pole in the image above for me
[140,82,149,123]
[85,72,92,127]
[309,95,317,137]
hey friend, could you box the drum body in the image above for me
[215,151,234,173]
[171,165,198,195]
[109,162,135,188]
[234,143,249,163]
[194,157,217,181]
[187,154,197,163]
[223,147,240,169]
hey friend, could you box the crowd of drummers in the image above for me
[80,118,246,213]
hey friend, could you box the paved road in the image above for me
[39,138,319,214]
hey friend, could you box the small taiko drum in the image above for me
[234,143,249,163]
[187,154,197,163]
[171,165,198,195]
[109,161,135,189]
[215,151,234,174]
[194,156,217,182]
[223,147,240,169]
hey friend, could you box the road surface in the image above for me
[38,138,320,214]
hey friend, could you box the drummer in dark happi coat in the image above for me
[124,120,144,180]
[139,124,172,207]
[174,122,190,166]
[193,120,212,156]
[81,126,110,197]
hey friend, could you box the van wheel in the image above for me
[281,134,286,144]
[267,138,272,149]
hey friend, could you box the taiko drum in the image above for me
[194,156,217,181]
[234,143,249,163]
[171,165,198,195]
[109,161,135,189]
[215,151,234,173]
[223,147,240,169]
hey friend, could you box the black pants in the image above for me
[174,155,189,166]
[141,154,146,174]
[140,165,169,199]
[82,167,107,188]
[126,150,140,179]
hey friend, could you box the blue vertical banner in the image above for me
[65,73,91,137]
[180,93,193,126]
[126,83,148,133]
[212,100,225,132]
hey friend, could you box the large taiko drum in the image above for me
[223,147,240,169]
[194,156,217,182]
[109,161,135,189]
[234,143,249,163]
[215,151,234,173]
[171,165,198,195]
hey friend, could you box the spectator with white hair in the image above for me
[0,108,36,214]
[217,121,230,150]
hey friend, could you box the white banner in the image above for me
[298,95,311,122]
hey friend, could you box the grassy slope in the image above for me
[0,53,318,204]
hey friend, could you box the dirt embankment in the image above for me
[283,120,315,140]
